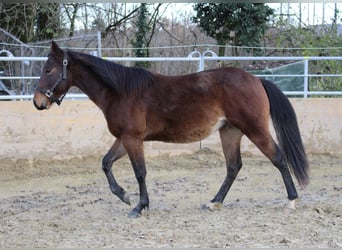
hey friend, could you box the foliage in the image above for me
[63,4,80,37]
[131,3,150,68]
[0,3,60,42]
[130,3,165,68]
[273,21,342,93]
[192,3,274,56]
[0,4,35,43]
[36,4,60,41]
[0,3,341,95]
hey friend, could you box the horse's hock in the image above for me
[0,98,341,160]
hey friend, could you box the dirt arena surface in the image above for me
[0,148,341,247]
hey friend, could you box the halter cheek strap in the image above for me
[39,51,68,106]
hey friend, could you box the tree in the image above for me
[63,3,80,37]
[36,4,60,41]
[0,3,61,42]
[132,3,150,67]
[192,3,274,57]
[0,4,35,43]
[131,3,164,68]
[272,21,342,93]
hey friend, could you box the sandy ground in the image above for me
[0,148,341,247]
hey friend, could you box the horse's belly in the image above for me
[146,117,227,143]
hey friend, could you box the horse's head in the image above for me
[33,41,72,110]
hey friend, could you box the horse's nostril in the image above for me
[33,99,46,110]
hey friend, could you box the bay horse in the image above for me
[33,41,309,218]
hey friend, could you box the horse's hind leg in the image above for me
[247,132,298,209]
[102,138,130,205]
[271,143,298,209]
[205,124,243,211]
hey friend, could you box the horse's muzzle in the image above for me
[33,99,46,110]
[33,92,51,110]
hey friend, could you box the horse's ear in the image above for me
[50,40,63,58]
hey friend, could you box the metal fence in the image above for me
[0,51,342,100]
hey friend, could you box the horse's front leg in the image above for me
[102,139,130,205]
[121,135,149,218]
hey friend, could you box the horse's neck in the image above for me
[72,64,114,111]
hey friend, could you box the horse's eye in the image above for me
[45,69,51,74]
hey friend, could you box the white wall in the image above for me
[0,99,341,160]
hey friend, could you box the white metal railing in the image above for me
[204,55,342,98]
[1,52,342,100]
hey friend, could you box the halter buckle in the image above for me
[45,90,53,98]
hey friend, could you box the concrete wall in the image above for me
[0,99,341,160]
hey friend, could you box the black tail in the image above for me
[260,78,309,187]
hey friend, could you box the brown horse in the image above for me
[33,41,309,218]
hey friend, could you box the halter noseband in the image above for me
[39,51,68,106]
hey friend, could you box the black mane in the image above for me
[69,51,155,96]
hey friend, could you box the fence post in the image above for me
[97,31,102,58]
[303,58,309,98]
[188,50,202,72]
[202,49,217,71]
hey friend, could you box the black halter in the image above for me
[39,51,68,106]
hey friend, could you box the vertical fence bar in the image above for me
[199,55,204,72]
[303,59,309,98]
[97,31,102,58]
[187,50,202,72]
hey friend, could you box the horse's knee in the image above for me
[227,160,242,179]
[102,154,112,172]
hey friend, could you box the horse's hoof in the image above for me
[127,209,141,219]
[201,202,222,211]
[286,199,296,210]
[122,192,131,206]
